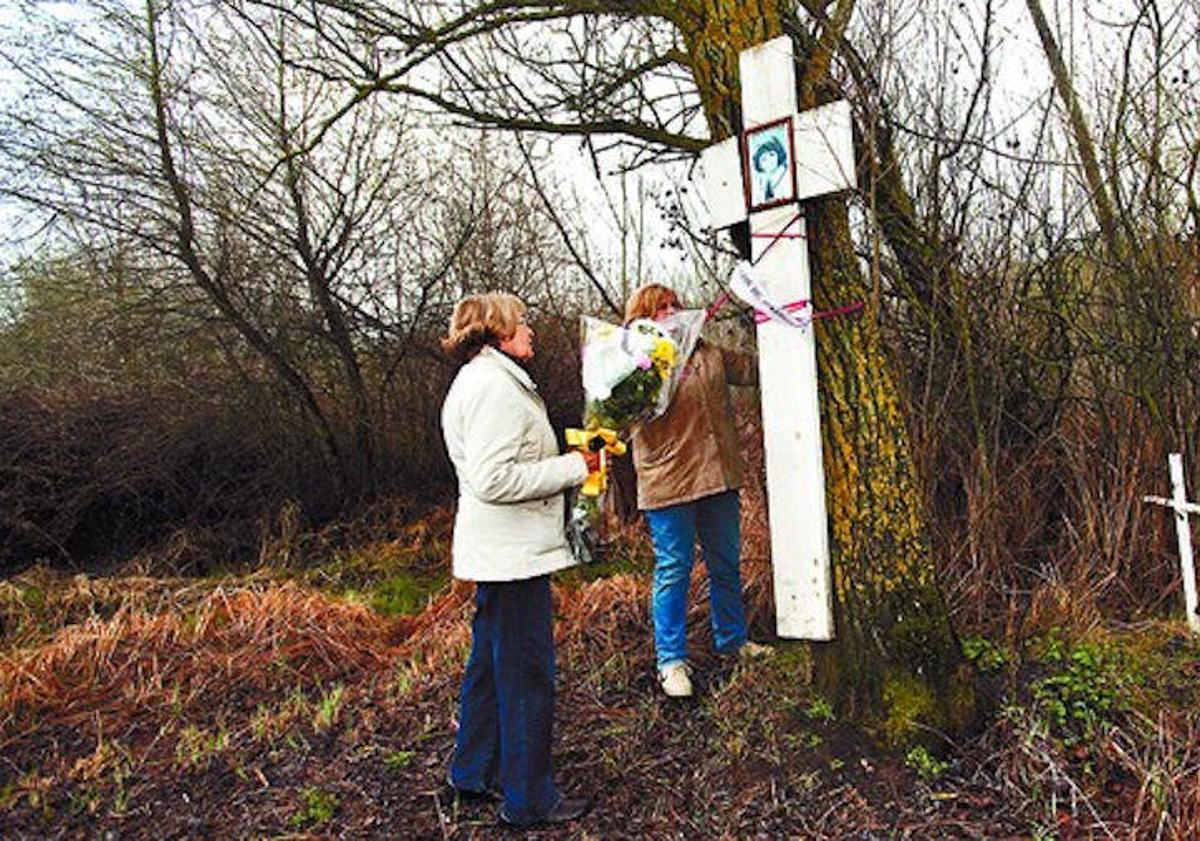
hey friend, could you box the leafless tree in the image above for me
[0,0,539,495]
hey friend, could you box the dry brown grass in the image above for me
[1,489,1198,835]
[918,398,1182,641]
[1108,710,1200,838]
[972,698,1200,839]
[0,583,410,744]
[4,393,1197,835]
[0,566,214,651]
[254,498,455,575]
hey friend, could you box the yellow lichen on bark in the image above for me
[809,201,962,730]
[820,261,927,601]
[672,0,785,138]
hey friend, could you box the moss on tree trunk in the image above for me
[807,201,974,742]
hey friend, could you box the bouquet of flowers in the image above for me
[567,311,705,563]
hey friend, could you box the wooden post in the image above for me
[741,39,832,640]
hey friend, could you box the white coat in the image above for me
[441,346,588,582]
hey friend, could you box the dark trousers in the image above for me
[449,575,560,823]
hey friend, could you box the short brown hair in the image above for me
[624,283,680,325]
[441,292,527,361]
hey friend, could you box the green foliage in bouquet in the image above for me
[585,365,664,430]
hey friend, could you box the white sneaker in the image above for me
[658,662,693,698]
[738,641,774,659]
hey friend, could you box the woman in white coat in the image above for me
[440,292,598,828]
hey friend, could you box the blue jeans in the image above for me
[645,490,748,669]
[449,576,560,824]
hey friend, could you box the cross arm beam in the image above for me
[1143,495,1200,516]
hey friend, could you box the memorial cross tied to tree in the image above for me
[693,36,857,641]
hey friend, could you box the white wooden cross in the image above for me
[690,36,856,640]
[1143,452,1200,633]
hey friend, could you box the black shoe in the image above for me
[446,777,501,803]
[499,797,591,827]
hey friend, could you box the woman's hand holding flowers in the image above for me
[580,448,602,474]
[566,313,705,564]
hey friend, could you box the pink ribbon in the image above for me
[752,299,865,324]
[708,293,865,325]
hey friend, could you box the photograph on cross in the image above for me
[743,116,797,211]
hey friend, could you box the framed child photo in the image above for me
[742,117,796,212]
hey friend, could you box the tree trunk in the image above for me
[282,152,378,499]
[1023,0,1122,259]
[677,0,972,742]
[806,199,970,737]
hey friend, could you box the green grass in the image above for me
[295,542,451,617]
[367,571,447,616]
[313,685,345,731]
[383,750,415,772]
[290,787,338,828]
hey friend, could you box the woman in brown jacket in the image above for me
[626,284,771,698]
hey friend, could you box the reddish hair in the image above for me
[624,283,680,325]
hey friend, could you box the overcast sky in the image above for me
[1,0,1194,307]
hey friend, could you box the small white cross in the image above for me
[690,36,856,641]
[1143,452,1200,633]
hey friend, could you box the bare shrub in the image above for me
[0,387,340,574]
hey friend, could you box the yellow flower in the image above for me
[650,338,675,376]
[655,337,675,362]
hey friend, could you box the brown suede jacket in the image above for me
[631,340,757,511]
